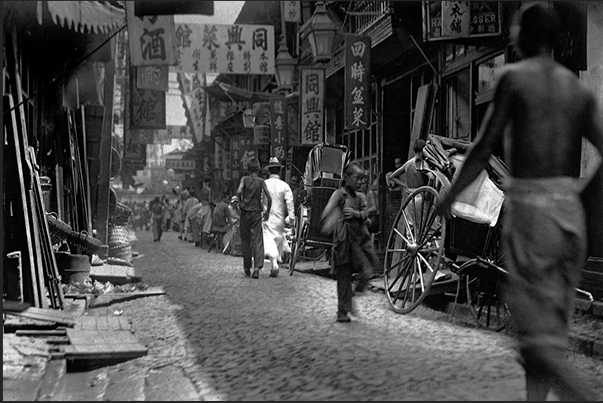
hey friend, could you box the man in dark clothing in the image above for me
[237,158,272,279]
[209,191,233,253]
[150,196,165,242]
[435,3,603,400]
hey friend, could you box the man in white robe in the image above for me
[262,157,295,277]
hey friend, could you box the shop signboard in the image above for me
[345,34,371,131]
[270,95,287,160]
[282,1,301,23]
[136,65,169,92]
[422,1,502,42]
[253,125,271,146]
[165,158,196,171]
[154,125,194,144]
[126,1,177,66]
[238,134,255,172]
[299,67,325,145]
[130,67,166,130]
[175,23,275,74]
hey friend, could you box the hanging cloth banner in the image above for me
[126,1,178,66]
[178,72,206,143]
[175,23,275,75]
[345,34,371,131]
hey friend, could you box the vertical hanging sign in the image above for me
[130,67,166,130]
[345,34,371,131]
[282,1,301,23]
[270,95,288,160]
[126,1,177,66]
[299,67,325,145]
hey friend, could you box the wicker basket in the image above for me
[108,242,132,262]
[46,213,72,245]
[67,230,102,256]
[108,225,130,245]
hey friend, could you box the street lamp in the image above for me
[304,1,338,63]
[274,35,297,92]
[242,104,256,128]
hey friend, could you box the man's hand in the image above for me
[263,211,270,222]
[342,207,358,220]
[434,192,453,220]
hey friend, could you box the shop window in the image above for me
[474,53,505,141]
[444,68,470,140]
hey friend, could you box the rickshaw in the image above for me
[382,135,512,331]
[287,143,352,275]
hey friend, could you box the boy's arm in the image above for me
[321,189,341,220]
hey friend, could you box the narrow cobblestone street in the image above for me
[54,229,603,401]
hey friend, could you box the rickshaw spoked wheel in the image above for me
[465,264,511,331]
[289,205,306,276]
[383,186,446,314]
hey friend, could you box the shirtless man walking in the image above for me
[435,3,603,400]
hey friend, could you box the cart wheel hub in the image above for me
[406,243,419,254]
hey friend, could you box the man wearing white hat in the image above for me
[263,157,295,277]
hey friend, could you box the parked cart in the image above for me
[287,143,351,275]
[382,136,512,331]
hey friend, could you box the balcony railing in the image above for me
[348,1,392,34]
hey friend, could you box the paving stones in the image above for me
[28,229,603,401]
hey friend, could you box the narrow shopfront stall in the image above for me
[3,1,125,307]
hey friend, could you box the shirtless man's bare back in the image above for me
[435,2,603,401]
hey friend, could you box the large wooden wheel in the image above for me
[464,256,510,331]
[383,186,446,314]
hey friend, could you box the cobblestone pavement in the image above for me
[55,229,603,401]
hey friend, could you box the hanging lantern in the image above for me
[242,105,256,128]
[274,35,297,92]
[305,1,338,63]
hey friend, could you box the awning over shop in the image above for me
[42,1,125,34]
[202,82,275,104]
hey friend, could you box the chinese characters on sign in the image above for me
[345,34,371,131]
[179,72,206,142]
[238,135,256,172]
[151,126,194,144]
[130,67,166,130]
[282,1,301,23]
[300,68,325,144]
[126,2,177,66]
[136,65,169,91]
[422,1,501,41]
[270,96,288,160]
[253,125,271,146]
[165,159,196,171]
[175,23,275,75]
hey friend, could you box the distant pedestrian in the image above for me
[321,162,379,323]
[262,157,295,277]
[237,158,272,279]
[209,191,233,253]
[435,3,603,400]
[150,196,165,242]
[177,189,190,240]
[196,176,214,248]
[182,190,198,242]
[188,200,205,247]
